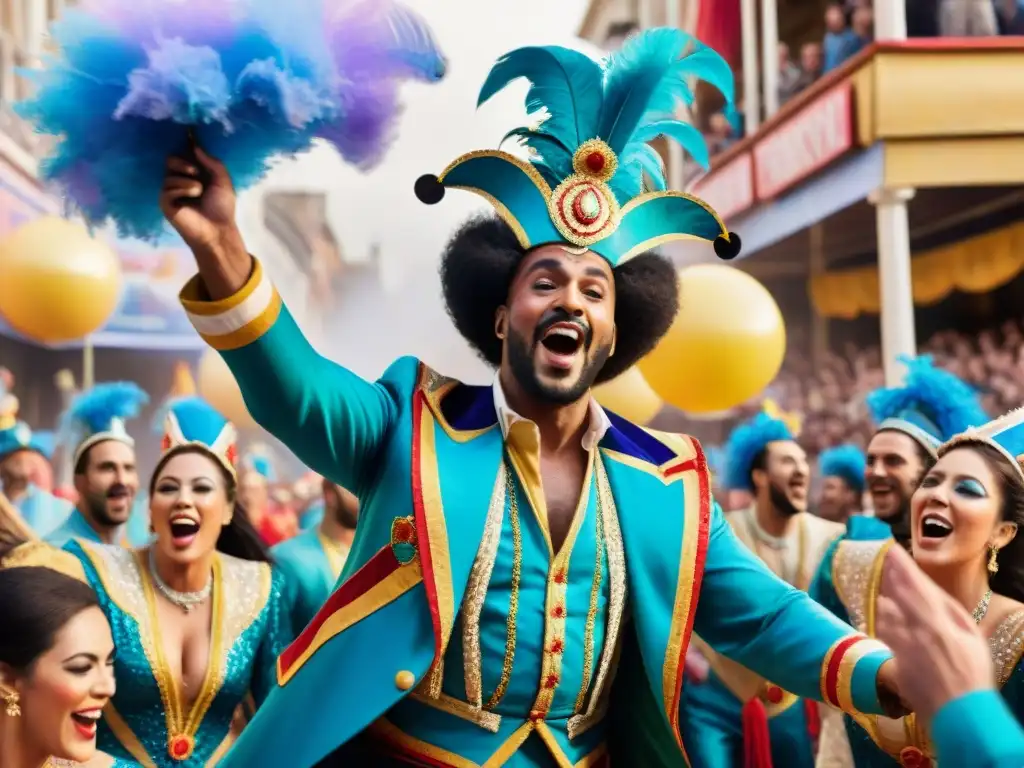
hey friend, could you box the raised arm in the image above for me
[693,503,892,718]
[161,149,400,492]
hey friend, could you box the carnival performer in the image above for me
[46,382,148,548]
[817,444,866,525]
[239,445,295,546]
[812,403,1024,767]
[0,540,133,768]
[682,407,844,768]
[272,478,359,637]
[0,381,72,537]
[163,29,904,767]
[16,398,290,766]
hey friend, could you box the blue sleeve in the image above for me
[180,260,409,494]
[932,690,1024,767]
[694,503,890,716]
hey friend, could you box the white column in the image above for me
[665,0,684,189]
[741,0,760,133]
[869,187,917,386]
[874,0,908,41]
[638,0,655,29]
[760,0,779,117]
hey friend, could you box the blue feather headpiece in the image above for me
[723,410,796,492]
[159,397,238,480]
[818,444,867,494]
[63,382,149,466]
[17,0,445,241]
[414,28,741,265]
[242,444,277,482]
[866,355,987,458]
[940,407,1024,483]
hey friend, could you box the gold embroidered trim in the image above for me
[139,552,226,759]
[575,482,605,713]
[568,457,627,737]
[832,539,891,633]
[462,467,507,707]
[409,689,503,733]
[485,463,522,709]
[991,609,1024,685]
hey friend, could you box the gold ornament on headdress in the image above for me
[762,398,803,437]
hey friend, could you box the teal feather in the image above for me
[632,119,710,169]
[478,46,604,151]
[501,126,573,185]
[618,143,666,193]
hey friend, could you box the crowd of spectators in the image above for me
[734,319,1024,457]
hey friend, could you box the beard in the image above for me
[83,483,131,528]
[506,315,612,405]
[769,481,802,518]
[333,503,358,530]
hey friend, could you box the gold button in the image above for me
[395,670,416,691]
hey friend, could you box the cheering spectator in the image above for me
[824,4,865,72]
[778,42,803,103]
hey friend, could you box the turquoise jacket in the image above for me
[181,260,892,768]
[46,508,115,548]
[812,525,1024,765]
[934,690,1024,767]
[63,539,289,767]
[271,527,347,638]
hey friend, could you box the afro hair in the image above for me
[722,412,795,492]
[439,215,680,383]
[818,444,867,494]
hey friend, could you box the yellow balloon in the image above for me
[197,349,257,429]
[638,264,785,413]
[0,217,122,343]
[593,367,662,424]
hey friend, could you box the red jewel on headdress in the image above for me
[225,443,238,467]
[161,434,172,452]
[585,151,606,174]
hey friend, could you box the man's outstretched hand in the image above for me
[875,543,995,727]
[159,145,251,300]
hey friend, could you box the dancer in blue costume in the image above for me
[0,382,72,537]
[683,406,844,768]
[162,29,905,768]
[273,478,358,637]
[14,398,290,766]
[811,357,987,766]
[817,445,866,525]
[47,382,148,548]
[814,404,1024,767]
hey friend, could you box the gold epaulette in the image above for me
[1,540,88,582]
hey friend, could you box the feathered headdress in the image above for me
[159,397,238,480]
[17,0,445,241]
[414,28,741,265]
[940,407,1024,483]
[723,410,796,492]
[866,355,987,458]
[61,382,149,466]
[818,444,867,494]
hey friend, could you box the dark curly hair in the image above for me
[439,215,679,383]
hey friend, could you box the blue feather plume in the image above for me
[866,356,988,442]
[723,412,794,492]
[818,444,867,494]
[487,28,731,204]
[66,382,149,435]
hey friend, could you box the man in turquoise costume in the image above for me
[161,28,903,767]
[816,444,866,525]
[46,382,148,548]
[682,405,845,768]
[0,377,72,537]
[273,478,359,637]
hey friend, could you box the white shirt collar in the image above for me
[491,372,612,451]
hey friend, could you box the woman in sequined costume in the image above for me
[56,398,290,767]
[814,411,1024,767]
[0,542,136,768]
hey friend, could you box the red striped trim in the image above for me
[664,457,696,478]
[823,636,862,706]
[277,545,399,677]
[411,388,443,662]
[669,439,713,734]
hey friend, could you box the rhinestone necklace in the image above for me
[973,588,993,624]
[148,549,212,614]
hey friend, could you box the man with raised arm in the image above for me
[162,29,903,768]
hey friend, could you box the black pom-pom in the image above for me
[414,174,445,205]
[714,232,742,260]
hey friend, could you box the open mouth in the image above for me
[168,515,200,547]
[539,323,585,369]
[920,512,953,539]
[71,709,101,739]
